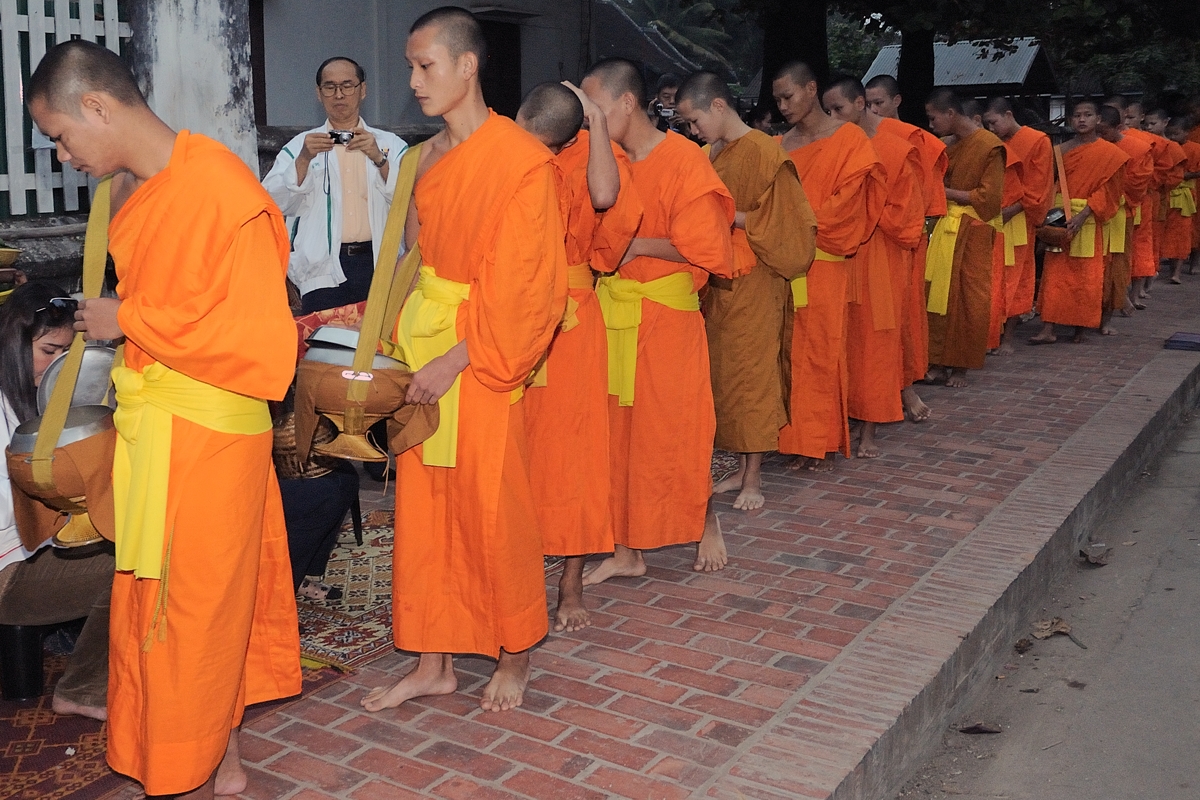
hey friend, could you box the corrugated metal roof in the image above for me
[863,37,1043,88]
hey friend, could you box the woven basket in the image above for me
[273,411,342,480]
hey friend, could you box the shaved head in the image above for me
[1104,95,1128,111]
[517,82,584,149]
[865,74,901,98]
[676,71,734,111]
[584,57,647,108]
[826,74,865,102]
[774,60,817,89]
[926,88,963,114]
[986,97,1013,116]
[410,5,487,63]
[1098,105,1123,128]
[27,39,146,115]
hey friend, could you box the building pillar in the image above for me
[126,0,258,172]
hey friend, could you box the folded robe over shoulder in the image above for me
[706,129,815,453]
[1124,128,1164,277]
[526,130,642,558]
[105,131,301,796]
[1000,125,1054,319]
[926,128,1004,371]
[779,123,884,459]
[1038,138,1127,329]
[610,131,734,550]
[391,112,567,658]
[1162,139,1191,260]
[877,116,947,386]
[847,130,923,424]
[1184,141,1200,250]
[1108,133,1154,308]
[988,145,1025,350]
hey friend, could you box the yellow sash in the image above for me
[926,202,1001,314]
[1134,203,1143,226]
[392,266,470,467]
[530,263,595,388]
[1105,197,1128,255]
[1056,196,1098,258]
[1169,179,1197,217]
[1001,210,1028,267]
[597,271,699,406]
[790,247,844,309]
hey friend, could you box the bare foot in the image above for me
[807,457,835,473]
[1028,334,1057,345]
[902,386,931,422]
[922,367,947,385]
[785,456,806,471]
[582,544,646,586]
[995,340,1015,356]
[361,653,457,712]
[712,471,744,494]
[856,421,880,458]
[1101,326,1117,336]
[732,487,765,510]
[945,368,968,388]
[694,511,727,572]
[214,730,246,797]
[480,649,530,712]
[51,695,107,721]
[1071,330,1086,343]
[554,557,591,632]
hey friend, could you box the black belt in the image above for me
[340,241,372,256]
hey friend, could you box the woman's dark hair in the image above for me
[0,281,75,421]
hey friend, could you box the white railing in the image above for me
[0,0,131,216]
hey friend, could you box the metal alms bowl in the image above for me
[37,345,117,414]
[8,405,115,454]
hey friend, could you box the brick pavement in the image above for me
[107,279,1200,800]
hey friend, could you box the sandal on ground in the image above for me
[298,577,343,601]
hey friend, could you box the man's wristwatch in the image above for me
[372,152,388,169]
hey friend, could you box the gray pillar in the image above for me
[127,0,258,172]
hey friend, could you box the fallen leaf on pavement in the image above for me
[1014,638,1034,654]
[1122,540,1137,546]
[958,722,1002,734]
[1080,544,1112,565]
[1032,617,1088,649]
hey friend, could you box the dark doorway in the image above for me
[479,20,521,118]
[249,0,267,125]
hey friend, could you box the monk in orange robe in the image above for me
[29,41,300,799]
[923,89,1004,386]
[1143,109,1180,278]
[982,98,1054,352]
[577,58,735,585]
[773,62,884,471]
[1097,105,1153,329]
[362,9,567,715]
[1114,101,1165,302]
[1163,119,1199,282]
[674,71,815,507]
[1030,100,1127,344]
[823,76,923,458]
[986,142,1024,351]
[865,74,947,422]
[516,82,642,632]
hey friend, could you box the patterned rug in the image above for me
[297,512,397,671]
[711,450,740,486]
[0,656,341,800]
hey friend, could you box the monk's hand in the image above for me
[1066,208,1091,238]
[406,342,469,405]
[562,81,604,130]
[74,298,122,341]
[0,268,26,286]
[347,127,386,166]
[1001,204,1022,224]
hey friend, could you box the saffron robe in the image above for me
[705,130,815,453]
[1124,128,1164,278]
[927,128,1004,371]
[1162,140,1191,260]
[106,131,301,795]
[878,116,948,385]
[1106,133,1154,310]
[391,113,567,657]
[611,131,734,549]
[847,130,923,423]
[1184,141,1200,250]
[526,130,642,557]
[1001,125,1054,318]
[1038,138,1127,328]
[779,123,884,459]
[988,145,1025,349]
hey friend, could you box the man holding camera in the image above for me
[263,57,407,314]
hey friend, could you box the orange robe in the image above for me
[391,113,567,657]
[847,130,923,423]
[927,128,1004,371]
[988,146,1025,349]
[1125,128,1164,277]
[1001,125,1054,317]
[1038,138,1127,328]
[1162,140,1191,259]
[1185,141,1200,250]
[526,130,642,557]
[878,116,947,386]
[706,130,815,453]
[1148,133,1176,263]
[106,131,301,795]
[1107,133,1154,309]
[780,123,884,459]
[611,131,734,549]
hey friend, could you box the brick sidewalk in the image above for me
[110,279,1200,800]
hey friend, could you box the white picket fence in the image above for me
[0,0,131,216]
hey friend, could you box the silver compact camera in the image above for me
[329,130,355,145]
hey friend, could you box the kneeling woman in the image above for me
[0,282,113,720]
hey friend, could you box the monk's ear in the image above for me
[458,51,479,82]
[80,91,113,125]
[563,135,578,150]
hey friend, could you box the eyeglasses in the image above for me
[35,297,77,314]
[319,80,363,97]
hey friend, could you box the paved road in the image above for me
[896,408,1200,800]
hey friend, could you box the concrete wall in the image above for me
[260,0,586,128]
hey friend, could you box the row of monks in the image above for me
[21,7,1200,797]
